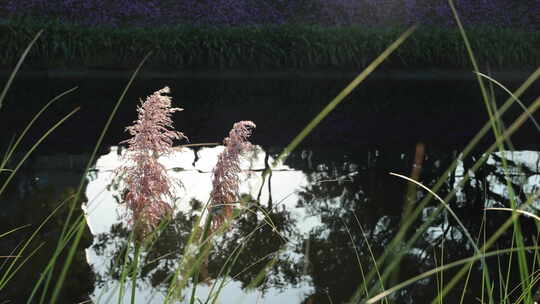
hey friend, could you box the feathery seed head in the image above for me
[116,87,187,240]
[209,121,256,230]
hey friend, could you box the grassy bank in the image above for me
[0,19,539,71]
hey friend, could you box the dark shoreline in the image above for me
[1,68,537,81]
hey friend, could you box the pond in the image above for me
[1,73,540,303]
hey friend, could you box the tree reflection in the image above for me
[289,147,540,303]
[0,185,95,303]
[92,203,197,293]
[90,146,540,303]
[207,194,300,292]
[92,194,300,296]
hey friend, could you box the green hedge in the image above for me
[0,19,539,70]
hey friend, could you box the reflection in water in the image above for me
[0,167,95,303]
[86,145,314,303]
[84,145,540,303]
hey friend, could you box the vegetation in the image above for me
[1,1,540,303]
[0,19,539,71]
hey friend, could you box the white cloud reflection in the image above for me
[85,145,316,303]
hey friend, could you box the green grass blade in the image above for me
[0,106,80,197]
[0,224,30,239]
[366,246,540,304]
[0,87,78,172]
[0,194,71,292]
[48,52,153,304]
[352,92,540,302]
[351,212,387,300]
[342,219,371,301]
[0,29,43,111]
[475,71,540,132]
[273,25,417,165]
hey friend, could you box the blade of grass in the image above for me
[25,208,89,303]
[130,243,141,304]
[474,71,540,132]
[436,175,540,302]
[352,92,540,302]
[389,172,492,295]
[0,242,45,288]
[0,106,80,197]
[459,218,486,304]
[0,193,72,292]
[425,95,540,302]
[351,212,387,300]
[1,136,16,166]
[0,29,43,111]
[485,208,540,222]
[48,52,153,304]
[117,230,137,304]
[390,172,488,257]
[448,0,529,301]
[273,25,417,166]
[365,246,540,304]
[341,219,371,302]
[0,87,78,172]
[0,224,30,239]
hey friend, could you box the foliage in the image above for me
[2,4,540,303]
[0,20,539,71]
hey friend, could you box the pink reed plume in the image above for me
[209,121,256,231]
[119,86,187,240]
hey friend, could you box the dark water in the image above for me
[3,73,539,151]
[1,74,540,303]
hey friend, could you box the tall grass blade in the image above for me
[437,142,540,302]
[0,30,43,111]
[351,212,387,300]
[485,207,540,222]
[365,246,540,304]
[449,1,531,300]
[429,95,540,301]
[273,25,417,165]
[0,194,72,292]
[47,52,153,304]
[0,87,78,173]
[474,72,540,132]
[389,172,489,262]
[342,219,371,302]
[0,224,30,239]
[117,231,137,304]
[0,106,80,197]
[389,172,494,301]
[352,91,540,303]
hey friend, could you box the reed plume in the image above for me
[209,120,256,231]
[118,86,187,240]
